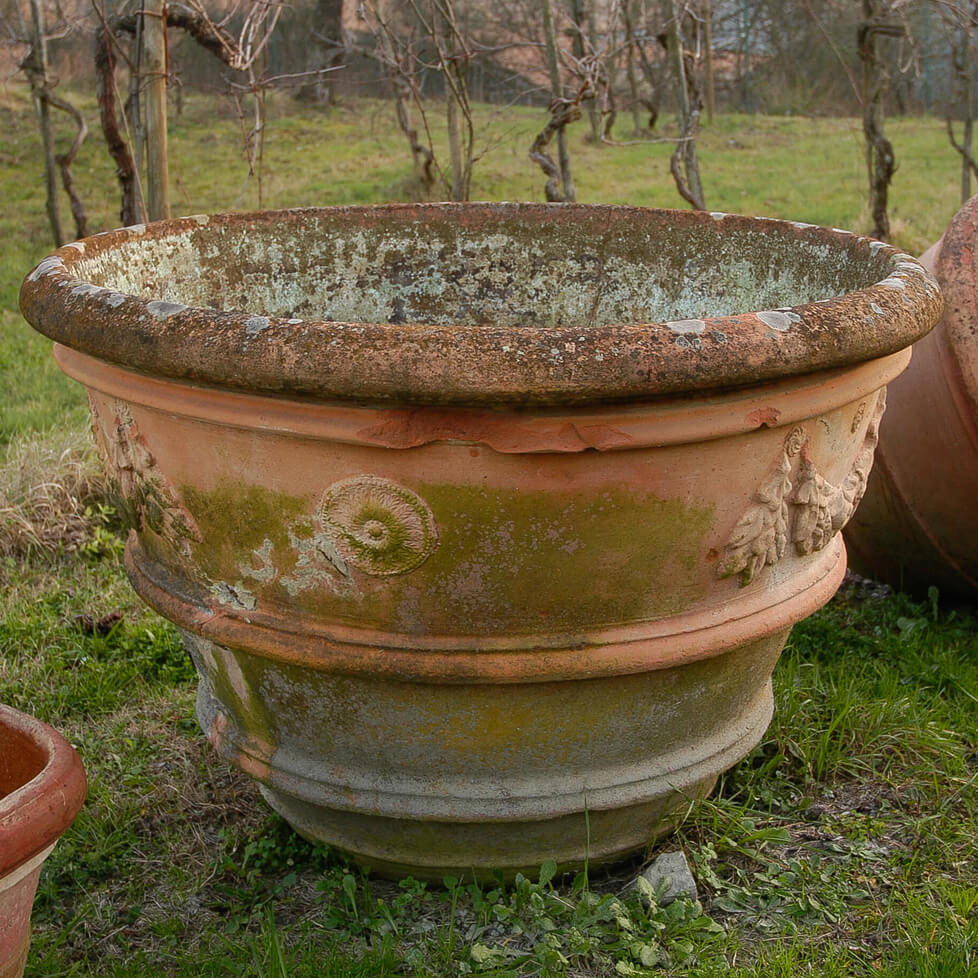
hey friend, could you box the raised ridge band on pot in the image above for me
[20,203,942,407]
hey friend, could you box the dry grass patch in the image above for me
[0,425,112,563]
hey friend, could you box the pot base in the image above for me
[0,863,39,978]
[260,779,720,882]
[187,630,783,879]
[138,535,847,880]
[1,854,53,978]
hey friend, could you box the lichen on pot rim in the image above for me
[20,203,942,407]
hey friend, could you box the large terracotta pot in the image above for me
[0,705,86,978]
[845,195,978,600]
[20,204,941,878]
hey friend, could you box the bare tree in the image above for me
[529,0,625,198]
[299,0,345,104]
[95,13,143,226]
[623,0,644,133]
[601,32,618,138]
[939,0,978,203]
[363,0,476,200]
[94,0,285,223]
[663,0,705,209]
[626,0,662,132]
[427,0,474,200]
[17,0,89,244]
[858,0,913,240]
[361,0,523,202]
[143,0,168,219]
[568,0,602,141]
[367,5,435,192]
[701,0,714,120]
[26,0,61,242]
[530,84,585,201]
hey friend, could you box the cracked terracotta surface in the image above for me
[21,204,940,878]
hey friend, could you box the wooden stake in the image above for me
[143,0,170,221]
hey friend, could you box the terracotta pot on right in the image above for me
[845,195,978,600]
[0,704,86,978]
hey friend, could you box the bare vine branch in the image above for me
[530,94,583,201]
[665,0,705,210]
[47,91,90,237]
[858,1,910,239]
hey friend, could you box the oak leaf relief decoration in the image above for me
[88,394,202,557]
[791,390,884,556]
[717,426,803,586]
[718,391,885,587]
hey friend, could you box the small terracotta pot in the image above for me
[845,195,978,600]
[0,705,86,978]
[20,204,941,878]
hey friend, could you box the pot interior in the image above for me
[0,723,47,802]
[70,208,892,328]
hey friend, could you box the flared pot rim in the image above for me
[20,202,943,407]
[0,704,87,880]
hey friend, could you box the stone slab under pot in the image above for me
[20,203,941,878]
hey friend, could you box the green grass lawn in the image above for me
[1,80,976,976]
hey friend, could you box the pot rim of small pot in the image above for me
[20,203,943,407]
[0,704,87,880]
